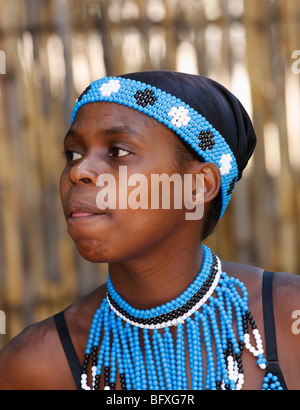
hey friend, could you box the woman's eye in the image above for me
[108,148,130,158]
[72,152,83,161]
[63,150,83,162]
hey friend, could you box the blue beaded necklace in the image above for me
[81,245,269,390]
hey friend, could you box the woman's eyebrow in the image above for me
[63,128,81,142]
[63,125,146,143]
[103,125,145,140]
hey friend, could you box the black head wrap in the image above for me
[120,71,256,180]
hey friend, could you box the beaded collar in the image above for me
[71,77,239,218]
[79,245,286,391]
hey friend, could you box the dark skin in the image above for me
[0,102,300,390]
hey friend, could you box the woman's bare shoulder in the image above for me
[221,259,300,309]
[0,316,67,390]
[273,271,300,336]
[222,259,300,389]
[272,271,300,390]
[0,283,107,390]
[274,269,300,301]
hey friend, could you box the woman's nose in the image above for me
[69,157,99,185]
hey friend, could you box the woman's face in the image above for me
[60,102,198,263]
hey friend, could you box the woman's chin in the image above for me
[74,239,110,264]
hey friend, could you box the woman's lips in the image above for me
[64,200,106,221]
[71,212,96,218]
[67,212,106,223]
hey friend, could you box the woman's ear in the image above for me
[190,162,221,205]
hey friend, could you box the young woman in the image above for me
[0,71,299,390]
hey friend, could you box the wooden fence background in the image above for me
[0,0,299,347]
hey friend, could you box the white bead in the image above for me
[100,79,121,97]
[219,154,232,176]
[168,106,191,128]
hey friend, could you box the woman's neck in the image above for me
[108,241,204,310]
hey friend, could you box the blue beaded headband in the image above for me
[71,76,239,218]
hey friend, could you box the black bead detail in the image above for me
[77,85,91,102]
[134,89,157,108]
[245,310,257,330]
[104,366,111,388]
[92,345,98,367]
[227,177,237,196]
[82,353,90,373]
[197,130,215,151]
[94,374,100,390]
[120,373,127,390]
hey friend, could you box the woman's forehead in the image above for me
[68,101,173,147]
[73,101,159,130]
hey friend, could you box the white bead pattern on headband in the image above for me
[100,79,121,96]
[219,153,233,176]
[168,106,191,128]
[71,76,239,218]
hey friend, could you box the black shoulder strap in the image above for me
[262,271,288,390]
[54,311,82,390]
[262,271,278,362]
